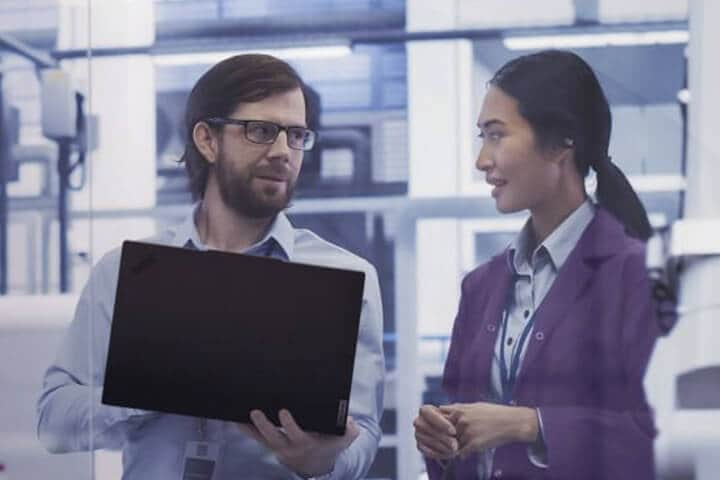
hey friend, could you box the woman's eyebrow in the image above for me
[477,119,505,129]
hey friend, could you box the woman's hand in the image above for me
[439,403,539,458]
[413,404,459,460]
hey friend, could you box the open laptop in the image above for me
[102,240,365,435]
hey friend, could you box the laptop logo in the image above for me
[336,400,348,427]
[131,254,156,275]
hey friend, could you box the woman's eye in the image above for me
[479,131,502,142]
[488,132,502,141]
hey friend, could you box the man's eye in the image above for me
[249,123,274,137]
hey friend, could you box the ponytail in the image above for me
[593,156,652,241]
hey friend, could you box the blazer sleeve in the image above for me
[537,250,660,480]
[425,277,472,480]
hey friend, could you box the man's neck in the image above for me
[196,191,275,254]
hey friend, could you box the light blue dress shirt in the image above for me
[479,199,596,478]
[36,205,385,480]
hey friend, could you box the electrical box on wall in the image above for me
[40,69,77,140]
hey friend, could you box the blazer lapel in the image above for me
[513,209,625,389]
[463,256,512,401]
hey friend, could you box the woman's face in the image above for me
[475,85,564,214]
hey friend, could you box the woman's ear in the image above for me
[192,121,219,165]
[551,137,575,166]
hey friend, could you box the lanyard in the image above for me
[498,272,535,404]
[198,418,208,440]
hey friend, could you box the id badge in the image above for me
[181,441,221,480]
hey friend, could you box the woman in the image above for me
[414,50,660,480]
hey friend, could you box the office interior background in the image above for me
[0,0,718,479]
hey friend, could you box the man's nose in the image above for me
[267,130,291,160]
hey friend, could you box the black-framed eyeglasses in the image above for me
[205,117,317,151]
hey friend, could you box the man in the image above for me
[36,54,385,479]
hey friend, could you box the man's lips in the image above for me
[256,175,287,182]
[254,171,289,183]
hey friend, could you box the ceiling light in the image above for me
[154,45,352,67]
[503,30,688,50]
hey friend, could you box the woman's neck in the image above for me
[529,189,587,247]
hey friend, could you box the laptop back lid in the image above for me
[102,240,365,435]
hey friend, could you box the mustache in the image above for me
[252,165,292,181]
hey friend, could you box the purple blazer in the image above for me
[427,208,660,480]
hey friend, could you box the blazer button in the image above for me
[535,331,544,341]
[487,324,497,333]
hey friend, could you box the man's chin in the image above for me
[230,194,292,219]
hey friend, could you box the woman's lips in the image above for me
[487,179,507,197]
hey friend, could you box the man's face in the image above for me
[212,87,306,219]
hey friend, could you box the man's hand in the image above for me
[439,403,538,458]
[237,409,359,477]
[413,404,459,460]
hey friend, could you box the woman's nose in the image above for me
[475,144,492,172]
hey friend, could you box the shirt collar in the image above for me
[508,198,596,273]
[169,203,295,260]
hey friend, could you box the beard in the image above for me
[214,147,297,219]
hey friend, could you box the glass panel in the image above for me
[4,1,702,479]
[0,0,93,478]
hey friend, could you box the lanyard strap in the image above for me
[498,272,535,404]
[198,418,207,440]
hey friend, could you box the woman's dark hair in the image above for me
[490,50,652,240]
[180,54,309,200]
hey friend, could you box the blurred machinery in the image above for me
[40,68,89,293]
[0,96,19,294]
[643,3,720,479]
[0,34,89,294]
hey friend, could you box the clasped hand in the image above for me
[237,409,359,477]
[413,402,538,460]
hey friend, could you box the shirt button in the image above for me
[535,331,545,341]
[493,468,503,478]
[487,324,497,332]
